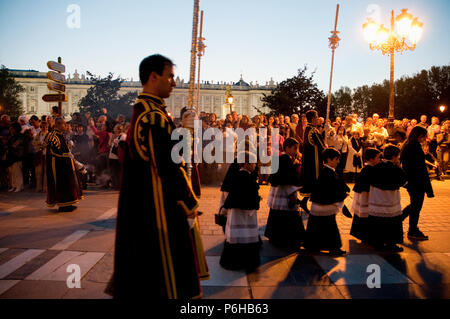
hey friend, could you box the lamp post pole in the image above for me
[388,10,395,124]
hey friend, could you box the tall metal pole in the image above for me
[326,47,336,124]
[185,0,200,180]
[326,4,340,130]
[188,0,200,111]
[196,10,205,112]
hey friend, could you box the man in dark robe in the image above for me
[299,110,326,211]
[46,117,83,212]
[108,54,208,300]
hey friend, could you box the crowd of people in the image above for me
[195,111,450,185]
[1,52,448,300]
[1,107,449,193]
[218,109,446,271]
[0,106,129,193]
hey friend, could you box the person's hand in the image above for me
[187,218,195,229]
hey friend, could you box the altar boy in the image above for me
[304,148,350,255]
[368,144,407,252]
[350,148,381,243]
[220,151,262,271]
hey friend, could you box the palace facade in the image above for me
[11,69,275,119]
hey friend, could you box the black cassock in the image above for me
[300,124,326,197]
[220,168,261,271]
[367,161,407,247]
[305,166,350,251]
[46,129,83,207]
[350,165,374,242]
[108,93,208,300]
[265,154,305,248]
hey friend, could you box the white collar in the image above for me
[324,164,336,172]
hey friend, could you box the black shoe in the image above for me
[58,205,77,212]
[329,249,346,256]
[408,229,429,241]
[342,205,352,218]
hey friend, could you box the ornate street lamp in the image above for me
[227,93,234,114]
[362,8,423,134]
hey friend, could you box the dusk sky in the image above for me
[1,0,449,92]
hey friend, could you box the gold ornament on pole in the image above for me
[362,8,423,133]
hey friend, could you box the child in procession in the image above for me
[350,147,381,243]
[368,144,407,252]
[304,147,350,256]
[265,137,305,249]
[220,151,262,271]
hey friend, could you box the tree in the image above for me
[333,86,353,118]
[78,72,137,120]
[259,66,326,116]
[0,66,25,119]
[352,85,371,119]
[427,65,450,112]
[367,80,390,118]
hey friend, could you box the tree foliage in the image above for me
[259,66,326,116]
[331,64,450,120]
[78,72,137,119]
[0,66,25,119]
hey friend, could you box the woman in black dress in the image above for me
[400,126,434,241]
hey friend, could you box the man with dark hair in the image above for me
[299,110,326,211]
[108,54,208,300]
[51,106,60,118]
[46,117,83,212]
[139,54,174,85]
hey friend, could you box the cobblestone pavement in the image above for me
[0,179,449,299]
[197,180,450,236]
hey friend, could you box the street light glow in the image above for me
[409,18,424,45]
[439,105,446,113]
[363,18,379,44]
[395,9,413,38]
[375,24,389,46]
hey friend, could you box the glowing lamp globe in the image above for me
[395,9,413,38]
[363,18,379,44]
[409,18,424,45]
